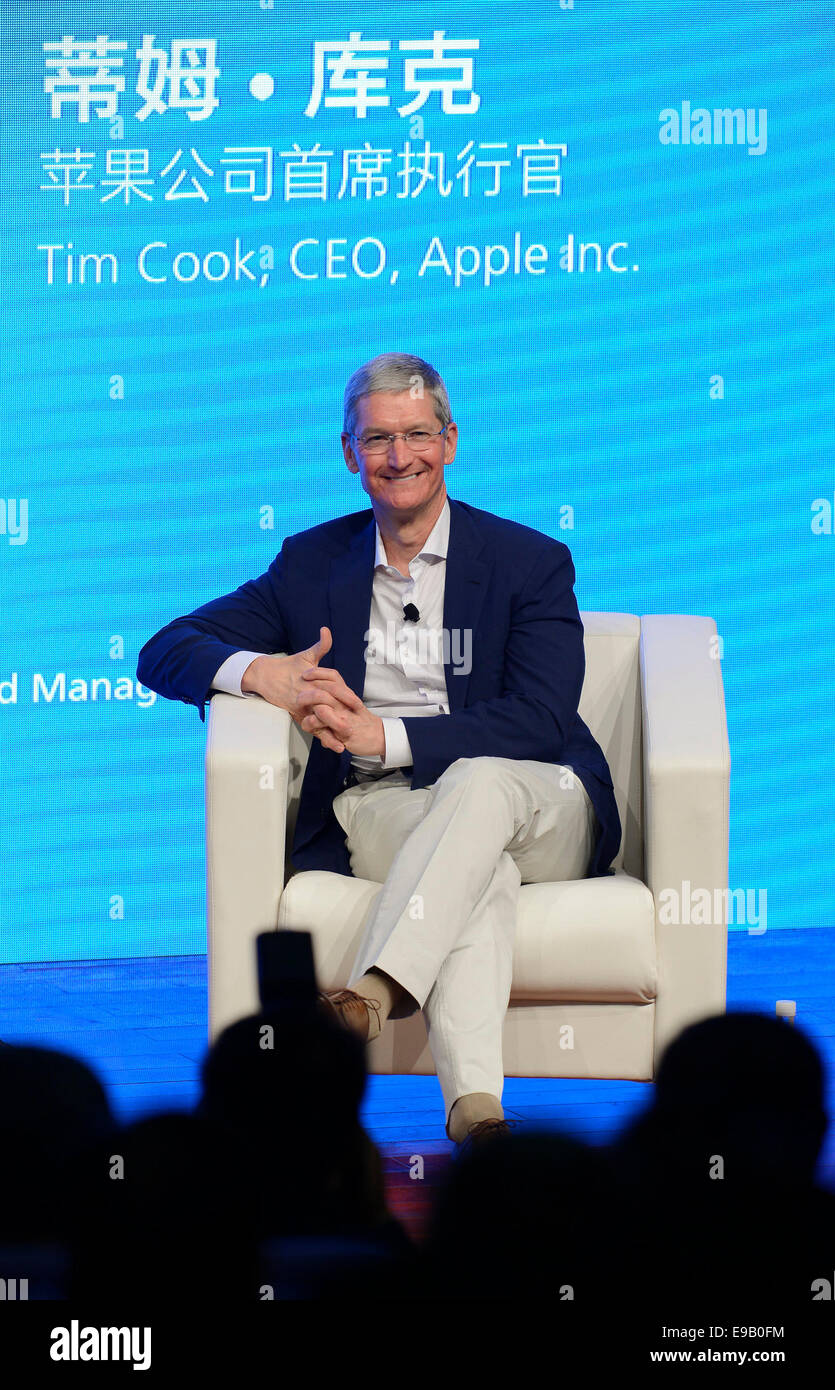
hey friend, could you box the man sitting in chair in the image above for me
[137,352,621,1152]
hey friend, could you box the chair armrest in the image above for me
[640,615,730,1059]
[205,691,293,1041]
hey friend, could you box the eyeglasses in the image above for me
[350,426,448,455]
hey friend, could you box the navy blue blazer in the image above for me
[137,497,621,879]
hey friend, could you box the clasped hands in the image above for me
[241,625,385,757]
[296,650,384,757]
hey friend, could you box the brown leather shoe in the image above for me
[317,988,382,1042]
[455,1117,519,1160]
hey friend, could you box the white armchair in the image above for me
[205,614,730,1082]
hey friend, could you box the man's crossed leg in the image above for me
[330,756,597,1142]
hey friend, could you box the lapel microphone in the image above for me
[403,603,420,623]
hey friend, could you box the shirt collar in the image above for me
[374,497,450,569]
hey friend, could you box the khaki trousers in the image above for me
[332,756,597,1137]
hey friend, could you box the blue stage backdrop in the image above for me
[2,1,833,960]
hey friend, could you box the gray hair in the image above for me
[343,353,452,435]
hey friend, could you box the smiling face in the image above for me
[342,390,457,528]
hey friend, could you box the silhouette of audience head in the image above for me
[634,1010,827,1191]
[196,1005,385,1237]
[0,1045,115,1246]
[73,1107,261,1303]
[425,1128,615,1300]
[608,1011,832,1310]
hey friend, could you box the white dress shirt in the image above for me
[211,499,452,775]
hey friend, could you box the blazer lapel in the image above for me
[327,510,376,698]
[442,498,489,712]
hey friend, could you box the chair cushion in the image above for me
[278,869,656,1004]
